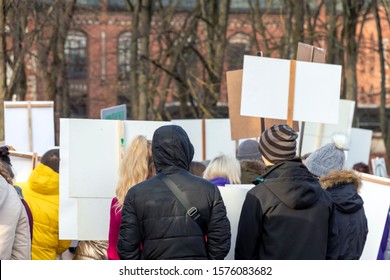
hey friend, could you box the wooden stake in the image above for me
[202,119,206,161]
[27,102,33,152]
[287,60,297,128]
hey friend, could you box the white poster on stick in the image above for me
[345,128,373,169]
[4,101,55,155]
[240,56,342,124]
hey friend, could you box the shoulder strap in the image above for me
[160,174,206,233]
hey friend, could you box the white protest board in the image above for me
[205,119,236,160]
[171,119,203,162]
[59,118,170,240]
[345,128,373,169]
[100,104,127,120]
[9,151,39,183]
[4,101,55,155]
[359,173,390,259]
[61,119,170,198]
[298,99,355,155]
[241,56,342,124]
[220,185,254,260]
[59,119,78,239]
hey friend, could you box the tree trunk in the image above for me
[375,2,390,171]
[0,0,7,141]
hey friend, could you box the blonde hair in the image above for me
[115,135,155,209]
[203,154,241,184]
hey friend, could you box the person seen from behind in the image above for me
[305,134,368,260]
[235,124,338,260]
[0,164,31,259]
[107,135,155,260]
[117,125,231,259]
[18,148,72,260]
[203,154,241,186]
[236,139,268,184]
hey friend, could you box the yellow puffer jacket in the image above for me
[18,163,71,260]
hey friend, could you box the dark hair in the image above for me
[41,149,60,173]
[352,162,370,174]
[0,146,14,178]
[189,161,206,177]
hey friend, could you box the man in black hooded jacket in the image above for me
[235,124,339,260]
[117,125,231,259]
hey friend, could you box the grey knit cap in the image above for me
[237,139,262,160]
[258,124,298,163]
[305,134,346,177]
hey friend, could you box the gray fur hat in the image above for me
[305,134,347,177]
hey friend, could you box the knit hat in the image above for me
[258,124,298,163]
[305,134,347,177]
[237,139,261,160]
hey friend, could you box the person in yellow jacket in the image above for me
[18,149,71,260]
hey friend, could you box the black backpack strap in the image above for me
[160,174,206,234]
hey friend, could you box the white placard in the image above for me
[220,185,254,260]
[10,153,37,183]
[359,173,390,259]
[240,56,341,123]
[205,119,236,160]
[299,99,355,155]
[345,128,373,169]
[171,119,203,162]
[371,157,388,178]
[4,101,55,155]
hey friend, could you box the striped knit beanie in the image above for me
[259,124,298,164]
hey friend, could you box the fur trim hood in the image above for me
[320,170,364,214]
[319,170,362,191]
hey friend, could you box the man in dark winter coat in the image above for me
[117,125,231,260]
[235,124,338,260]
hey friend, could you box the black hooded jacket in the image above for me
[117,125,231,260]
[235,159,338,260]
[320,170,368,259]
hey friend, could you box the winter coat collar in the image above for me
[319,170,362,191]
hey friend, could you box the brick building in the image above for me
[24,0,390,135]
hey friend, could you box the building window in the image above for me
[65,31,87,80]
[227,33,251,70]
[118,32,132,80]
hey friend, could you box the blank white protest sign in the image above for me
[59,118,170,239]
[240,56,342,124]
[205,119,236,160]
[171,119,203,161]
[4,101,55,155]
[345,128,373,169]
[298,99,355,155]
[359,173,390,260]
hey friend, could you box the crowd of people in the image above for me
[0,124,389,260]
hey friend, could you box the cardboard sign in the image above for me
[296,42,326,63]
[100,104,127,120]
[240,56,342,124]
[4,101,55,155]
[226,70,262,140]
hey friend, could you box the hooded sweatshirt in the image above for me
[235,159,338,260]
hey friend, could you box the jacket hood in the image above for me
[152,125,194,174]
[260,159,322,209]
[320,169,363,213]
[0,176,10,209]
[28,163,59,195]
